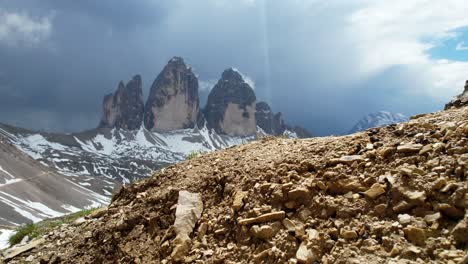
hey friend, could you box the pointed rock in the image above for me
[204,68,256,136]
[99,75,144,130]
[144,57,199,132]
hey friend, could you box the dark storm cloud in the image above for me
[0,0,451,134]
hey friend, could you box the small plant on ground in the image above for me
[8,207,99,247]
[186,151,202,160]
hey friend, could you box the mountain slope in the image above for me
[348,111,408,134]
[5,105,467,263]
[0,135,109,226]
[0,123,256,184]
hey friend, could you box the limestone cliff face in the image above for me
[144,57,199,132]
[99,75,144,130]
[445,80,468,110]
[204,69,256,136]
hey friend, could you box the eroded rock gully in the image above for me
[4,106,468,264]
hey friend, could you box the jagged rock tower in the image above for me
[144,57,199,132]
[98,75,144,130]
[204,68,257,136]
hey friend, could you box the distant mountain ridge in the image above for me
[0,133,109,226]
[0,56,311,186]
[98,57,310,138]
[348,111,408,134]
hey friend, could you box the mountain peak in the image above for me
[168,56,185,65]
[144,57,199,132]
[348,111,408,134]
[204,68,256,136]
[98,75,144,130]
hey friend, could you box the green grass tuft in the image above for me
[8,223,36,246]
[186,151,202,160]
[8,208,99,247]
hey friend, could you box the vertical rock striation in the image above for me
[204,69,256,136]
[144,57,199,132]
[99,75,144,130]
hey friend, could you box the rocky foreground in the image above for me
[3,106,468,264]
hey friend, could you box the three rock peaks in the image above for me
[99,57,310,137]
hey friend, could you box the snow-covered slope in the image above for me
[348,111,408,134]
[0,134,109,227]
[0,123,258,184]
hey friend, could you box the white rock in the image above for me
[398,214,412,224]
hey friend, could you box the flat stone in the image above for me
[451,217,468,243]
[393,201,414,213]
[363,183,386,199]
[399,167,414,176]
[306,229,319,240]
[282,218,296,232]
[438,203,464,218]
[296,242,317,264]
[250,225,275,240]
[340,229,358,239]
[403,226,426,246]
[332,155,365,165]
[404,189,426,203]
[232,191,248,211]
[424,212,441,223]
[87,207,107,219]
[433,142,446,152]
[288,187,310,201]
[2,238,45,260]
[397,143,423,153]
[238,211,286,225]
[419,144,433,155]
[171,191,204,261]
[379,147,396,158]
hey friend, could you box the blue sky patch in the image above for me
[428,26,468,61]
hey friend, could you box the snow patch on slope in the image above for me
[348,111,409,134]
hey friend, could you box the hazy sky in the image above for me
[0,0,467,135]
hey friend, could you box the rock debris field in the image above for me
[3,106,468,264]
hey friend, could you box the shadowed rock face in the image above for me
[99,75,144,130]
[204,69,256,136]
[255,101,312,137]
[445,80,468,110]
[255,102,274,134]
[255,102,286,135]
[144,57,199,132]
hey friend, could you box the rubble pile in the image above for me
[4,106,467,264]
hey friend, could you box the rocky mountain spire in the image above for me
[255,101,311,137]
[445,80,468,109]
[144,57,199,132]
[204,68,256,136]
[255,102,274,134]
[98,75,144,130]
[255,102,286,135]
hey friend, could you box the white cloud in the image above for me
[348,0,468,100]
[456,41,468,50]
[0,9,52,47]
